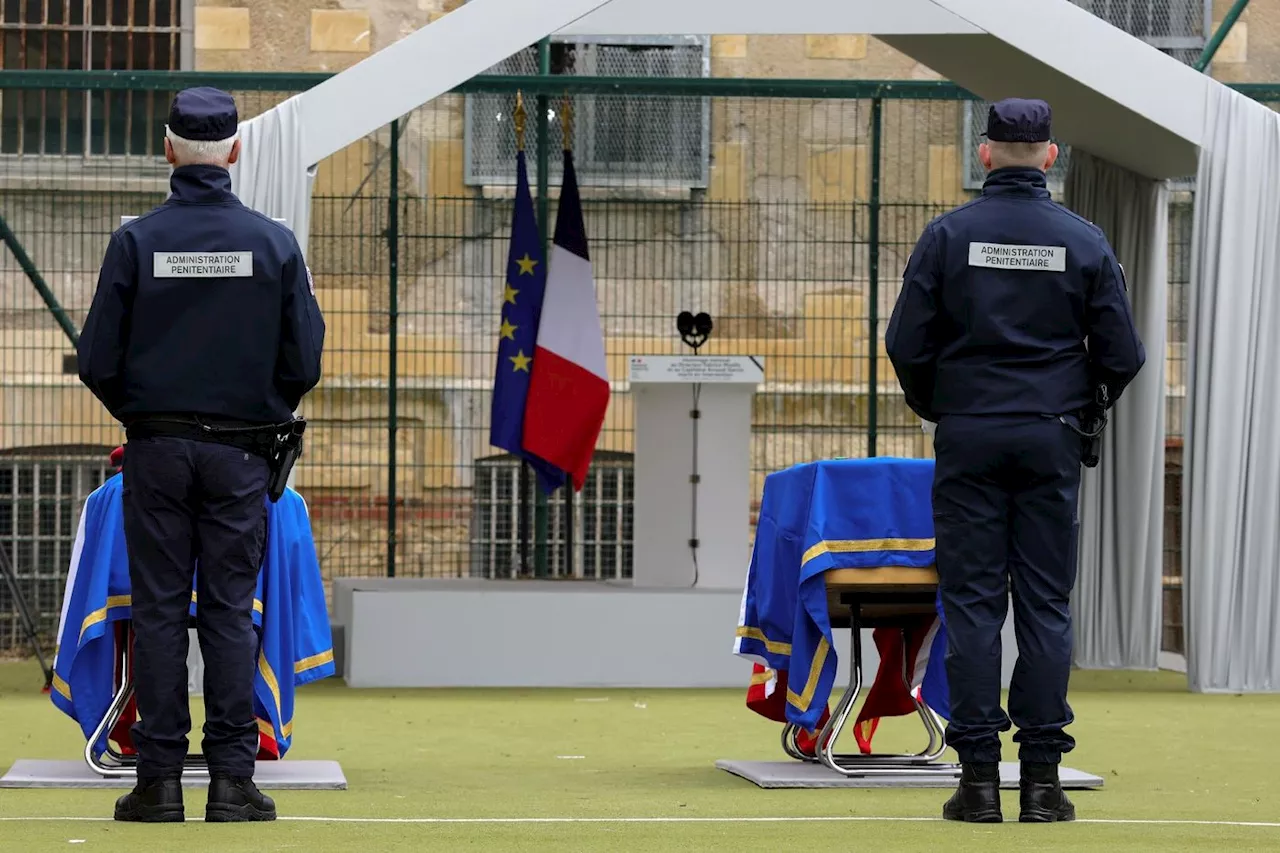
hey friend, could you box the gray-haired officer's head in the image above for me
[163,87,241,169]
[977,98,1059,174]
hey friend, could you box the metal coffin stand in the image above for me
[86,620,214,778]
[781,567,959,780]
[2,615,347,790]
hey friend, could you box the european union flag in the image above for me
[489,151,567,492]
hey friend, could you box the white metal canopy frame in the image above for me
[286,0,1210,177]
[224,0,1279,693]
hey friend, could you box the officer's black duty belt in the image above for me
[126,415,284,451]
[124,415,307,502]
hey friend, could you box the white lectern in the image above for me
[629,355,764,590]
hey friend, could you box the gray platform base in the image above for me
[716,760,1104,790]
[0,760,347,790]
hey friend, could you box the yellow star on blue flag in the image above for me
[488,150,566,492]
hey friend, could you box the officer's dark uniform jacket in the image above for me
[77,90,323,814]
[77,164,324,432]
[886,166,1145,421]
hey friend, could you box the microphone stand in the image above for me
[676,312,714,588]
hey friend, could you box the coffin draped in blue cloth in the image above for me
[735,457,950,738]
[51,473,335,760]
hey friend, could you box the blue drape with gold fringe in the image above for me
[51,473,335,759]
[734,457,943,731]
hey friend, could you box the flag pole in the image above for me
[513,90,532,577]
[561,91,576,580]
[534,38,552,579]
[562,94,573,151]
[387,117,401,579]
[518,90,609,571]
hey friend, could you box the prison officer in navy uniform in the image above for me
[77,87,325,824]
[885,98,1144,824]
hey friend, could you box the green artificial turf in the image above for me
[0,660,1277,852]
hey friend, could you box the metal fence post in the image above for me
[0,214,79,346]
[387,117,401,579]
[1195,0,1251,72]
[867,97,883,458]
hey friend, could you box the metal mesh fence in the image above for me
[312,89,952,586]
[1069,0,1210,49]
[467,37,710,188]
[2,71,1278,655]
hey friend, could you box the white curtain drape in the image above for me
[227,96,317,257]
[228,95,320,484]
[1063,150,1168,670]
[1184,85,1280,693]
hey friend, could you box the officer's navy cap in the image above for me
[167,87,238,142]
[984,98,1052,143]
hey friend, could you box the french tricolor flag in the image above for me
[521,150,610,491]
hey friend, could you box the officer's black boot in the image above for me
[114,775,184,823]
[206,774,277,823]
[1019,761,1076,823]
[942,762,1002,823]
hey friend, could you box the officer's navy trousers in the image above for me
[121,436,269,779]
[931,414,1084,766]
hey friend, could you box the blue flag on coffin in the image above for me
[51,474,335,760]
[488,149,568,494]
[734,457,949,736]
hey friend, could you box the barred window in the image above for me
[464,36,711,191]
[0,448,115,650]
[961,0,1209,190]
[0,0,189,157]
[469,451,634,580]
